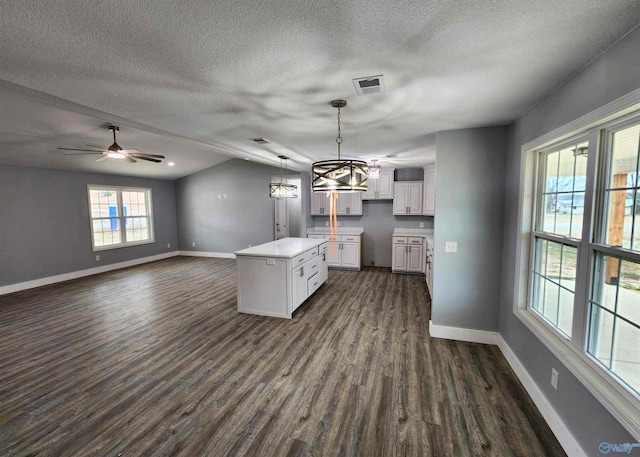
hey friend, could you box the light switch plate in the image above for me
[266,259,276,266]
[419,222,424,228]
[445,241,457,253]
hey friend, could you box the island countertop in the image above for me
[234,237,327,259]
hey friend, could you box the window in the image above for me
[531,140,587,337]
[88,186,154,251]
[523,110,640,436]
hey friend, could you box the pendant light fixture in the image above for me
[368,159,381,178]
[269,155,298,198]
[311,100,368,192]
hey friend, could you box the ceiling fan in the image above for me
[58,124,166,163]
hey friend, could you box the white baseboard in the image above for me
[0,251,179,296]
[428,321,586,457]
[428,320,500,345]
[497,336,587,457]
[178,250,236,259]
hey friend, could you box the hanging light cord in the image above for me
[329,105,343,255]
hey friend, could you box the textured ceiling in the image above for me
[0,0,639,177]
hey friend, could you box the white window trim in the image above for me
[87,185,155,252]
[514,88,640,441]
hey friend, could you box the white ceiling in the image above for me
[0,1,639,179]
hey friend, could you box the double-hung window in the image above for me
[88,186,154,251]
[528,113,640,432]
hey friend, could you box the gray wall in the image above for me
[499,26,640,451]
[0,164,178,287]
[176,159,295,252]
[312,202,433,267]
[433,126,508,331]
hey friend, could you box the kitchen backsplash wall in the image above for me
[312,200,433,267]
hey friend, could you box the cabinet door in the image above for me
[292,264,308,310]
[393,183,408,214]
[362,179,377,200]
[377,171,393,199]
[407,245,424,272]
[320,251,329,283]
[423,167,435,215]
[336,193,349,215]
[348,193,362,215]
[311,192,325,215]
[408,182,423,214]
[393,244,408,271]
[341,242,360,268]
[326,241,342,266]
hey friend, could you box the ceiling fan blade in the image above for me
[129,153,166,159]
[58,147,104,152]
[63,152,104,156]
[86,143,106,149]
[132,156,162,163]
[95,155,108,162]
[125,156,137,163]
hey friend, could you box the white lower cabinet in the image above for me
[292,264,308,309]
[308,234,362,270]
[392,236,425,274]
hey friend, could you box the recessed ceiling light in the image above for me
[168,162,175,166]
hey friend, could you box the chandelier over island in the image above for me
[311,100,368,193]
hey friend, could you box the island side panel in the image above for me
[237,256,290,318]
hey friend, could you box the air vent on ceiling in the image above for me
[386,154,398,159]
[251,137,270,144]
[353,75,385,96]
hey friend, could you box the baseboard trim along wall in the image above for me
[0,251,179,296]
[178,250,236,259]
[429,321,587,457]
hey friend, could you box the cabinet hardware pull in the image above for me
[323,253,326,261]
[298,258,304,262]
[300,267,304,277]
[312,264,317,269]
[313,282,318,287]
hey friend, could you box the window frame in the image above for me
[515,92,640,441]
[87,185,155,252]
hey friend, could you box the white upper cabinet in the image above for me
[393,181,423,215]
[423,164,435,216]
[363,169,394,200]
[311,192,326,215]
[311,191,362,216]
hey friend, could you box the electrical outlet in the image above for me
[249,244,252,247]
[445,241,457,253]
[551,368,559,390]
[95,255,100,262]
[167,242,171,248]
[192,242,196,248]
[419,222,424,228]
[325,221,329,227]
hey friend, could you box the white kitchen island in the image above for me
[235,237,329,318]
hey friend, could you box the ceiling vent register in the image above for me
[353,75,385,96]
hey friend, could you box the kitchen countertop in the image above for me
[307,227,364,236]
[235,237,327,258]
[393,228,433,237]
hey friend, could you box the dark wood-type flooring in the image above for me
[0,257,566,457]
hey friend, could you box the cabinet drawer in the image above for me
[307,273,322,296]
[393,236,408,244]
[292,248,316,266]
[307,256,322,275]
[308,234,325,240]
[319,242,330,254]
[408,237,423,245]
[342,235,360,243]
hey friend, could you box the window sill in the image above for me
[92,239,155,252]
[515,308,640,441]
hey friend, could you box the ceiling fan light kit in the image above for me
[269,155,298,199]
[311,100,368,193]
[58,124,166,164]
